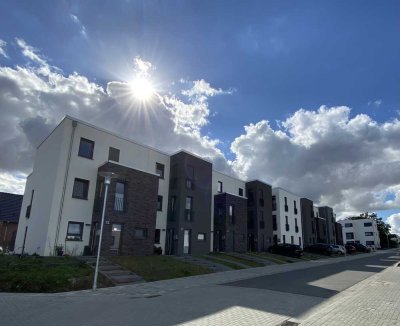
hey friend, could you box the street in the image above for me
[1,251,399,326]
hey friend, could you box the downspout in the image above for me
[53,120,77,255]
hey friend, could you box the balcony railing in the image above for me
[25,205,31,218]
[285,224,290,231]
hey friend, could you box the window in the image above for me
[155,163,165,179]
[259,189,264,206]
[238,188,243,196]
[366,241,375,245]
[187,165,195,179]
[272,196,276,210]
[108,147,120,162]
[157,195,163,211]
[229,204,234,224]
[114,182,125,211]
[217,181,223,193]
[365,232,373,236]
[72,178,89,199]
[283,235,286,244]
[186,178,193,190]
[78,138,94,159]
[346,232,354,240]
[272,215,277,231]
[299,237,302,247]
[66,222,83,241]
[294,200,298,214]
[26,189,34,218]
[197,233,206,241]
[291,236,294,244]
[185,196,193,221]
[285,216,288,224]
[185,196,193,210]
[248,190,254,205]
[345,223,353,227]
[134,228,148,239]
[171,196,176,212]
[284,197,288,212]
[154,229,160,244]
[364,222,372,227]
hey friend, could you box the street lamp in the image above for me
[93,171,118,291]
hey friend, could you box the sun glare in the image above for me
[130,76,155,101]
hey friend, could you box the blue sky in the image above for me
[0,1,399,229]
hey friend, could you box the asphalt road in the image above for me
[225,251,399,298]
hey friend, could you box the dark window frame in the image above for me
[238,188,243,196]
[108,147,120,162]
[154,229,161,244]
[197,233,206,241]
[134,227,148,239]
[66,221,84,241]
[78,138,95,159]
[217,181,223,193]
[114,181,125,212]
[72,178,89,200]
[155,163,165,179]
[157,195,163,211]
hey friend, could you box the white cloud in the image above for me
[368,99,383,108]
[387,213,400,235]
[231,106,400,218]
[16,38,48,67]
[0,172,27,194]
[0,39,8,58]
[133,56,152,75]
[70,14,87,38]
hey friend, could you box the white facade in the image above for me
[211,170,246,251]
[272,188,303,248]
[15,116,171,256]
[339,218,381,250]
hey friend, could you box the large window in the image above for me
[155,163,165,179]
[345,223,353,227]
[365,232,373,236]
[78,138,94,159]
[364,222,372,227]
[185,196,193,221]
[238,188,243,196]
[72,178,89,199]
[229,204,235,224]
[217,181,223,193]
[66,222,83,241]
[108,147,120,162]
[114,182,125,211]
[134,228,148,239]
[157,195,163,211]
[284,196,288,212]
[346,232,354,240]
[366,241,375,245]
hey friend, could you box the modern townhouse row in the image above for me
[14,116,342,257]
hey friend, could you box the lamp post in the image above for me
[93,171,118,291]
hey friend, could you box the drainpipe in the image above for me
[53,120,77,255]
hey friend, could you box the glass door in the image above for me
[183,229,191,254]
[111,224,123,254]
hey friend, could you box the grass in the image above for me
[0,255,110,293]
[200,255,245,270]
[247,252,290,264]
[208,253,263,267]
[109,256,212,282]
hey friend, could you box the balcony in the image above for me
[25,205,31,218]
[285,224,289,231]
[295,225,299,233]
[184,209,194,222]
[284,205,288,212]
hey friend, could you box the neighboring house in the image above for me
[0,192,23,251]
[335,222,343,245]
[300,198,317,247]
[314,206,328,243]
[272,188,303,248]
[318,206,337,245]
[338,218,381,250]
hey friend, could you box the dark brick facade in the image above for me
[166,151,212,255]
[318,206,336,244]
[91,161,159,256]
[335,222,343,245]
[245,180,273,252]
[315,217,328,243]
[300,198,317,247]
[213,193,247,253]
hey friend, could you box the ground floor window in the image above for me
[66,222,83,241]
[134,227,148,239]
[197,233,206,241]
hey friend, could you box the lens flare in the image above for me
[130,76,155,101]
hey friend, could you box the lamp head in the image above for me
[98,172,118,185]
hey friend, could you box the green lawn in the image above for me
[0,256,108,292]
[200,255,245,270]
[109,256,212,282]
[247,252,290,264]
[208,253,264,267]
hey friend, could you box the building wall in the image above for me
[339,219,381,249]
[272,188,303,248]
[246,180,273,252]
[91,162,159,256]
[212,171,246,251]
[213,193,247,253]
[300,198,317,247]
[166,151,212,255]
[335,222,343,245]
[318,206,336,244]
[0,222,18,251]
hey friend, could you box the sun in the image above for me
[130,76,155,101]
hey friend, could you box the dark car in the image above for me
[345,244,356,253]
[267,244,303,258]
[304,243,334,255]
[351,243,371,253]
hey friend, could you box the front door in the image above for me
[111,224,123,254]
[183,229,191,254]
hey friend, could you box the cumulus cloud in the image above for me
[231,106,400,218]
[368,99,382,108]
[0,39,233,193]
[0,39,8,58]
[70,14,87,38]
[387,213,400,235]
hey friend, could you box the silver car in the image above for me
[331,245,346,255]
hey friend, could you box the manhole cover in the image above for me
[279,321,299,326]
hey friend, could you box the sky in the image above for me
[0,1,399,233]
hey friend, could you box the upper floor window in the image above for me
[157,195,163,211]
[155,163,165,179]
[345,223,353,227]
[108,147,120,162]
[294,200,298,214]
[364,222,372,227]
[114,182,125,211]
[272,196,276,210]
[66,221,83,241]
[229,204,235,224]
[259,189,264,206]
[284,197,288,212]
[217,181,223,193]
[72,178,89,199]
[346,232,354,239]
[365,232,373,236]
[186,178,194,190]
[238,188,243,196]
[78,138,94,159]
[185,196,193,210]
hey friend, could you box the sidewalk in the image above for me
[296,250,400,325]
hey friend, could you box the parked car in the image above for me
[304,243,334,255]
[267,244,303,258]
[351,243,371,253]
[345,244,356,253]
[331,245,346,255]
